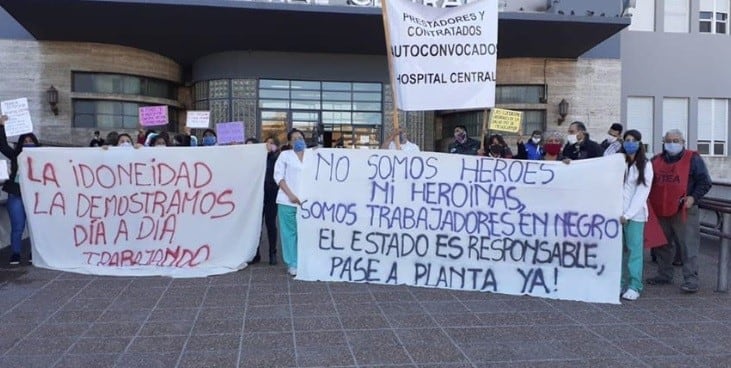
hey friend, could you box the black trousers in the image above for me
[260,190,278,258]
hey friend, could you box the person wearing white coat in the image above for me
[619,129,654,301]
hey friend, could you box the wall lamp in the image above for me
[557,98,569,125]
[47,85,59,115]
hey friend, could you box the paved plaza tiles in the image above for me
[0,237,728,368]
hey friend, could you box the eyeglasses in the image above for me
[663,139,683,144]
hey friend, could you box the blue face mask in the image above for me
[293,139,306,152]
[202,136,216,146]
[664,142,683,155]
[23,143,36,148]
[623,141,640,155]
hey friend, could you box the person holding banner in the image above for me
[619,130,654,301]
[541,131,565,161]
[201,129,217,146]
[516,130,544,160]
[101,133,141,149]
[447,125,480,155]
[382,129,420,152]
[563,121,603,161]
[479,134,513,158]
[0,115,39,265]
[274,129,311,276]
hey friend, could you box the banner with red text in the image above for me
[19,145,266,277]
[296,150,625,304]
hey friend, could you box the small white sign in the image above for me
[1,98,34,136]
[186,111,211,129]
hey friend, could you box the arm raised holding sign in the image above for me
[0,114,40,265]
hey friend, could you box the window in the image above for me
[494,85,545,104]
[628,0,656,31]
[72,100,178,130]
[627,97,655,154]
[700,0,729,34]
[73,72,177,100]
[664,0,689,33]
[698,98,728,155]
[662,97,689,141]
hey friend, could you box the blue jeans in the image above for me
[7,193,26,255]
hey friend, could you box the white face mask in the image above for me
[567,134,578,144]
[606,135,617,143]
[531,137,541,144]
[119,141,133,148]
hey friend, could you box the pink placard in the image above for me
[216,122,245,145]
[139,106,169,126]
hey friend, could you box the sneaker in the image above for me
[672,260,684,267]
[250,255,261,264]
[287,267,297,276]
[621,289,640,301]
[646,276,672,285]
[9,253,20,265]
[680,282,699,293]
[269,257,278,266]
[28,253,32,264]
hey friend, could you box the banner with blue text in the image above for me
[297,150,625,304]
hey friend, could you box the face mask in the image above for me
[454,131,466,143]
[566,134,578,144]
[119,142,133,148]
[606,135,617,143]
[664,142,683,155]
[293,139,306,152]
[531,137,541,144]
[23,143,36,148]
[202,136,217,146]
[623,141,640,155]
[489,144,502,155]
[544,143,562,156]
[269,144,278,152]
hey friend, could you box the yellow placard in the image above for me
[489,108,523,133]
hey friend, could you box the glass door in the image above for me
[291,111,321,146]
[260,110,288,144]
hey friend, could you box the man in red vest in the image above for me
[646,129,712,293]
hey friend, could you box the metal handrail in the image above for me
[699,183,731,292]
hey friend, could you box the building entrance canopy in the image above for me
[1,0,629,65]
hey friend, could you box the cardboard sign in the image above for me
[139,106,169,127]
[0,98,34,136]
[216,122,245,145]
[489,108,523,133]
[186,111,211,129]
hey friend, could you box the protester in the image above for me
[274,129,311,276]
[541,131,565,161]
[254,136,280,265]
[382,129,420,152]
[245,138,259,144]
[646,129,712,293]
[105,131,119,147]
[516,130,544,160]
[447,125,480,155]
[619,130,654,301]
[136,128,147,145]
[562,121,603,160]
[479,134,513,158]
[147,132,170,147]
[89,130,105,147]
[201,129,217,146]
[601,123,624,156]
[0,115,39,265]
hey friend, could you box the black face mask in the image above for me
[489,144,502,155]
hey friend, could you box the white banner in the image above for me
[384,0,497,111]
[19,145,266,277]
[186,111,211,129]
[297,150,625,304]
[1,98,34,136]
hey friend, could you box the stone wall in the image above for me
[0,40,181,146]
